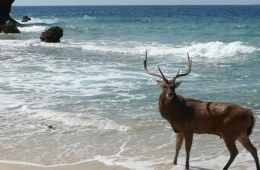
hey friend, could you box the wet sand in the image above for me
[0,161,130,170]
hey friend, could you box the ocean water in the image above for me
[0,5,260,169]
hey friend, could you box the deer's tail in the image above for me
[247,113,255,136]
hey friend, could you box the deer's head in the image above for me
[144,51,192,100]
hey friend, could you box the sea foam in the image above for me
[20,106,130,132]
[21,17,58,25]
[79,40,257,59]
[0,38,256,60]
[18,25,47,33]
[15,17,57,33]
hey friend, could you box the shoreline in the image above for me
[0,161,130,170]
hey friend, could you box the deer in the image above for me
[143,51,260,170]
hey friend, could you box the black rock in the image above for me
[21,16,31,22]
[48,125,55,130]
[40,26,63,43]
[0,25,4,33]
[0,0,21,30]
[2,20,20,33]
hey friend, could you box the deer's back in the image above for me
[185,98,254,137]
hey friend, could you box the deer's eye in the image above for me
[162,84,170,89]
[162,86,167,89]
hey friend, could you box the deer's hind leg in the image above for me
[223,137,238,170]
[173,133,184,165]
[238,133,260,170]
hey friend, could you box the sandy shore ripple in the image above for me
[0,161,130,170]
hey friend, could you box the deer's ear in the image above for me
[175,81,182,88]
[157,80,163,87]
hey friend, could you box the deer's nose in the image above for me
[166,92,174,99]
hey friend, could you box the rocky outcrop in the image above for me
[40,26,63,43]
[0,0,16,24]
[0,0,20,33]
[2,20,20,33]
[21,16,31,22]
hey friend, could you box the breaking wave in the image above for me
[0,39,257,60]
[20,106,130,132]
[80,40,257,59]
[18,25,47,32]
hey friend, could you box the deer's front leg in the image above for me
[185,133,193,170]
[174,133,184,165]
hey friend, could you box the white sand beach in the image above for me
[0,161,130,170]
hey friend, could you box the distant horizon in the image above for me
[12,0,260,6]
[13,4,260,7]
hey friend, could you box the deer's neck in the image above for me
[159,91,186,121]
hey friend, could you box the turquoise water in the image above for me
[0,5,259,169]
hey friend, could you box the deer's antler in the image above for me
[173,52,192,82]
[143,51,168,82]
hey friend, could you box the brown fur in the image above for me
[159,93,255,138]
[144,52,260,169]
[158,85,259,170]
